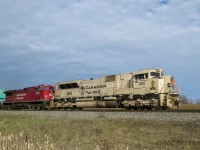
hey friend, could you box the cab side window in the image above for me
[135,73,148,80]
[59,83,79,89]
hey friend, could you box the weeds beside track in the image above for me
[0,114,200,150]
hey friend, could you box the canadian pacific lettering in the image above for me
[84,84,106,89]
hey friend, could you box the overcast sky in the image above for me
[0,0,200,100]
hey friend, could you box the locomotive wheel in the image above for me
[37,105,41,110]
[10,106,14,110]
[155,107,161,110]
[34,105,38,110]
[40,105,45,110]
[31,105,35,110]
[27,104,32,109]
[146,107,152,110]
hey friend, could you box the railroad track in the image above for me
[78,109,200,113]
[0,109,200,113]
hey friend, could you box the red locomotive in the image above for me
[3,84,54,110]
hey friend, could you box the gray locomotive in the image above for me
[51,68,180,110]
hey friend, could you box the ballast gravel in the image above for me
[0,110,200,122]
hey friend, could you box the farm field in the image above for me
[0,113,200,150]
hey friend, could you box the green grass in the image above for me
[0,114,199,150]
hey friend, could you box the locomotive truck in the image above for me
[1,68,180,110]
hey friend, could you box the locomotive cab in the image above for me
[36,85,54,100]
[127,68,180,109]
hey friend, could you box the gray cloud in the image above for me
[0,0,200,100]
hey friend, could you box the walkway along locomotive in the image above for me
[1,68,180,110]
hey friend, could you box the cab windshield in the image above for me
[40,86,49,90]
[150,72,160,78]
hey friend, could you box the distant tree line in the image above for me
[196,98,200,104]
[180,95,200,104]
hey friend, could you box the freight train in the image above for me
[1,68,180,110]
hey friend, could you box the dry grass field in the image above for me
[0,114,199,150]
[179,104,200,110]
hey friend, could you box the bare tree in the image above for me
[196,98,200,104]
[180,95,192,104]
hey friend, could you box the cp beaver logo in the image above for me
[150,80,156,90]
